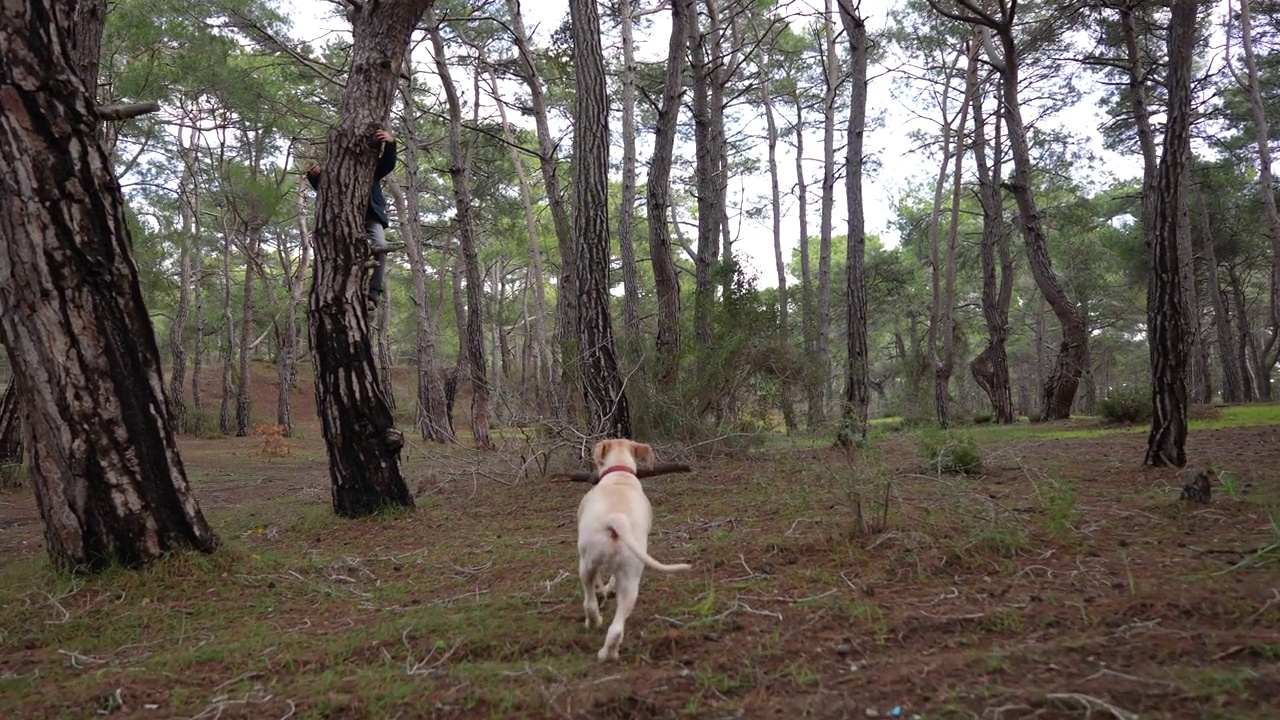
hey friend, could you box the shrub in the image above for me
[917,430,982,475]
[971,412,993,425]
[1098,387,1151,424]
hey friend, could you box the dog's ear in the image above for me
[631,442,655,470]
[592,440,610,467]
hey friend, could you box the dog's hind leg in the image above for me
[598,575,639,662]
[579,556,603,629]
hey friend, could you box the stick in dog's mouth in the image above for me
[548,462,693,485]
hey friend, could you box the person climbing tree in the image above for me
[307,127,400,309]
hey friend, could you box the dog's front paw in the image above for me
[583,611,602,629]
[597,646,618,662]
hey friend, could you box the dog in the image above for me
[576,439,691,661]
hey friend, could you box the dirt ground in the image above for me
[1,374,1278,719]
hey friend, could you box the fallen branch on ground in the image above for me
[547,462,693,485]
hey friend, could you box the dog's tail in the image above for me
[604,513,692,573]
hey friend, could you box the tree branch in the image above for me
[96,102,161,122]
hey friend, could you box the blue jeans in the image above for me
[366,218,388,297]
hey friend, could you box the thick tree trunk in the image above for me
[308,0,430,517]
[506,0,576,420]
[191,212,206,437]
[617,0,642,358]
[645,0,691,383]
[1145,0,1197,468]
[0,0,218,568]
[969,43,1015,424]
[427,9,491,448]
[762,54,797,433]
[837,0,870,444]
[570,0,632,438]
[1197,186,1243,402]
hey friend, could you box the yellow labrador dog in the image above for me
[577,439,691,661]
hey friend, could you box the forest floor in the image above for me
[1,365,1279,719]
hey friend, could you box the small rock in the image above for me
[704,632,722,642]
[835,643,853,656]
[865,709,879,718]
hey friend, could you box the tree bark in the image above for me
[1145,0,1197,468]
[308,0,429,517]
[837,0,870,444]
[427,8,492,448]
[570,0,632,438]
[0,0,218,569]
[219,217,236,435]
[790,76,819,429]
[645,0,691,383]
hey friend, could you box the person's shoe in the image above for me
[369,242,405,256]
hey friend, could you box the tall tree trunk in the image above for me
[1227,266,1262,399]
[617,0,642,358]
[308,0,430,517]
[925,49,961,428]
[386,175,452,441]
[394,69,451,441]
[935,41,974,429]
[645,0,691,382]
[689,0,726,347]
[988,19,1088,420]
[761,51,797,433]
[1232,0,1280,383]
[427,8,491,449]
[487,68,550,405]
[191,206,206,437]
[278,179,312,436]
[837,0,870,444]
[570,0,632,438]
[0,0,218,568]
[1145,0,1197,468]
[169,126,196,435]
[969,43,1015,423]
[220,218,235,436]
[1197,185,1243,402]
[790,82,818,428]
[816,0,840,426]
[236,223,260,437]
[506,0,577,420]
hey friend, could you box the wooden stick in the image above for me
[548,462,693,485]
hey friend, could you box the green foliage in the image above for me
[917,429,982,474]
[1098,386,1152,424]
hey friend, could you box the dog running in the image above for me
[575,439,692,661]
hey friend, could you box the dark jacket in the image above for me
[307,139,398,227]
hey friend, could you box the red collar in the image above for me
[599,465,637,478]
